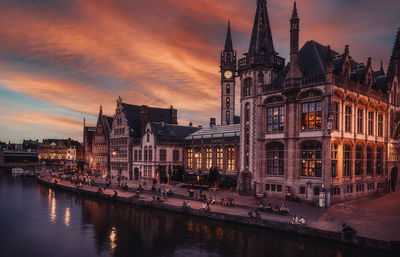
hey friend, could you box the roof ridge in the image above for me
[312,40,325,73]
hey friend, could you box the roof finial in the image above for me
[99,105,103,115]
[224,20,233,51]
[292,1,298,18]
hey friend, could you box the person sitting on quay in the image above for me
[273,205,279,215]
[266,203,272,213]
[97,187,103,195]
[254,209,261,220]
[248,210,253,218]
[181,200,187,209]
[298,217,306,225]
[291,215,299,224]
[112,190,118,199]
[341,223,356,235]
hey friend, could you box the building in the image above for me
[184,119,240,188]
[132,121,200,183]
[39,139,83,170]
[235,0,400,203]
[83,121,96,170]
[91,105,113,176]
[110,96,178,180]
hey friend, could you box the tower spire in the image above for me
[287,1,301,79]
[224,21,233,51]
[248,0,275,55]
[388,27,400,80]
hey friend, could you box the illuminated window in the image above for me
[216,148,223,170]
[301,141,322,177]
[187,149,193,169]
[227,147,235,171]
[301,101,322,130]
[267,106,284,132]
[205,148,212,170]
[195,151,202,170]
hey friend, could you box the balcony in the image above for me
[238,54,285,71]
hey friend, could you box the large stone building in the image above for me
[39,138,83,170]
[91,106,113,176]
[233,0,400,204]
[110,96,178,179]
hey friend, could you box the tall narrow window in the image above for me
[357,109,363,134]
[331,143,338,178]
[173,150,179,162]
[376,146,382,175]
[216,147,223,170]
[187,149,193,169]
[345,106,352,132]
[148,147,153,162]
[367,146,373,175]
[226,84,230,94]
[227,147,235,171]
[245,103,250,122]
[266,143,284,175]
[226,110,230,125]
[267,106,284,132]
[368,111,374,135]
[195,151,202,170]
[226,97,230,108]
[160,149,166,162]
[355,145,363,176]
[301,101,322,130]
[301,141,322,177]
[244,78,252,97]
[343,144,352,177]
[332,102,339,130]
[378,114,383,137]
[144,147,148,162]
[206,148,212,170]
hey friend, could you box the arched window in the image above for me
[245,103,250,122]
[226,110,230,125]
[226,53,231,63]
[226,84,230,94]
[355,145,363,176]
[367,146,373,175]
[301,141,322,177]
[266,142,284,175]
[144,146,148,162]
[343,144,352,177]
[226,97,230,108]
[376,146,383,175]
[187,149,193,169]
[149,146,153,162]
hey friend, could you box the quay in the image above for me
[37,176,400,254]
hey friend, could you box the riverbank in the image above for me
[37,176,400,254]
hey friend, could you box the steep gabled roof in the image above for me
[185,124,240,140]
[151,122,201,142]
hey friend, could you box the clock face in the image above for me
[224,70,233,79]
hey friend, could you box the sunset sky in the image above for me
[0,0,399,143]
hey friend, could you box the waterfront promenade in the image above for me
[37,176,400,253]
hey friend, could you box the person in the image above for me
[139,184,143,192]
[274,205,279,215]
[298,217,306,225]
[182,200,187,209]
[112,190,118,199]
[266,203,272,213]
[255,210,261,220]
[248,210,253,218]
[291,215,299,224]
[205,203,211,216]
[202,202,207,210]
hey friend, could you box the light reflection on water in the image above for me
[0,175,395,257]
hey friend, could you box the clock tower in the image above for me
[220,21,236,126]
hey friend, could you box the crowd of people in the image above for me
[258,203,290,216]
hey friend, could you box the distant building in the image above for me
[39,138,83,170]
[110,96,178,179]
[91,105,113,176]
[132,121,200,183]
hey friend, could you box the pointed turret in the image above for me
[224,21,233,51]
[99,105,103,116]
[380,60,385,75]
[287,1,302,79]
[388,27,400,80]
[248,0,275,55]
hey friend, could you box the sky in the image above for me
[0,0,399,143]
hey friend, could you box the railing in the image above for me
[333,75,387,100]
[261,74,327,93]
[238,54,285,70]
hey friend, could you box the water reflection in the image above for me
[48,188,56,223]
[64,207,70,227]
[109,226,117,252]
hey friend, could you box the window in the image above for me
[347,185,353,193]
[134,150,138,161]
[195,151,202,170]
[277,185,282,192]
[173,150,179,162]
[160,149,166,162]
[357,109,363,134]
[301,141,322,177]
[226,110,230,125]
[367,146,373,175]
[265,184,270,191]
[187,149,193,169]
[205,148,212,170]
[345,105,352,132]
[139,150,142,161]
[227,147,235,171]
[299,186,305,194]
[147,133,150,142]
[332,102,339,130]
[226,84,230,94]
[244,78,252,97]
[343,144,352,177]
[267,106,284,132]
[216,147,223,170]
[144,147,148,162]
[331,143,338,178]
[355,145,363,176]
[226,97,230,108]
[245,103,250,122]
[368,111,374,135]
[271,184,276,191]
[148,147,153,162]
[313,187,320,196]
[266,142,284,175]
[376,147,382,175]
[378,114,383,137]
[301,101,322,130]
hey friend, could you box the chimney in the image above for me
[210,118,216,127]
[170,105,178,124]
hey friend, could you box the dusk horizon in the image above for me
[1,0,399,142]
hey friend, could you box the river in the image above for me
[0,174,392,257]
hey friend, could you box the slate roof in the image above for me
[151,122,201,142]
[185,124,240,140]
[274,40,388,92]
[121,103,176,137]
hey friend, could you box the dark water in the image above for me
[0,174,392,257]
